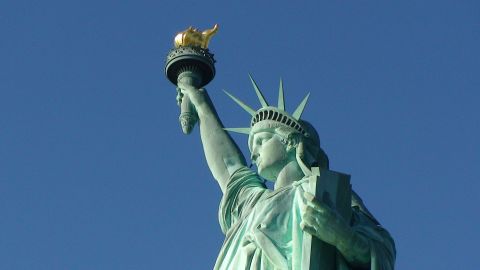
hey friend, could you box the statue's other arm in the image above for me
[177,83,247,193]
[302,191,396,269]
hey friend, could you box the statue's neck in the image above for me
[274,160,305,190]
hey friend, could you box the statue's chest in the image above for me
[243,186,302,247]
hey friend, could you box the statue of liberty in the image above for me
[166,25,395,270]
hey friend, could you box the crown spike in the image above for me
[223,90,256,116]
[248,74,269,108]
[292,92,310,120]
[223,127,252,134]
[278,78,285,111]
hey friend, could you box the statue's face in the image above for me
[251,131,290,181]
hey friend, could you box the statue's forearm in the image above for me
[193,91,247,193]
[337,230,371,267]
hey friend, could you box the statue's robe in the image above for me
[214,167,395,270]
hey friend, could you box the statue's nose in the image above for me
[250,153,258,164]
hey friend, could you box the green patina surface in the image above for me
[166,43,395,269]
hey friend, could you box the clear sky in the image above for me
[1,0,479,269]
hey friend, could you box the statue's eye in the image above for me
[260,136,271,145]
[256,138,266,146]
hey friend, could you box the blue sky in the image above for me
[1,0,479,269]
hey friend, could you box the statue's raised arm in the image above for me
[177,82,247,192]
[165,24,246,191]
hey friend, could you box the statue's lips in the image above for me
[256,158,262,168]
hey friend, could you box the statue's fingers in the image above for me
[176,92,184,106]
[300,221,318,236]
[303,204,319,217]
[176,86,186,97]
[304,204,334,229]
[302,210,322,227]
[177,81,187,89]
[304,191,332,214]
[312,203,335,221]
[177,82,196,93]
[312,205,337,225]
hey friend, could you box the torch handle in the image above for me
[178,71,201,134]
[179,95,197,134]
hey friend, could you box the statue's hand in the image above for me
[300,191,354,247]
[176,87,184,107]
[177,82,207,108]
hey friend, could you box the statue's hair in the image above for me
[296,120,329,169]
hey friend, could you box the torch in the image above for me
[165,24,218,134]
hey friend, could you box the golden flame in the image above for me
[174,24,219,49]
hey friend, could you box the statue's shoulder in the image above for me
[351,190,380,225]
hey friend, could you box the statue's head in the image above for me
[224,76,329,181]
[247,115,329,181]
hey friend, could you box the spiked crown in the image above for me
[223,75,310,138]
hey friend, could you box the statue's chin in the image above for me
[258,167,277,182]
